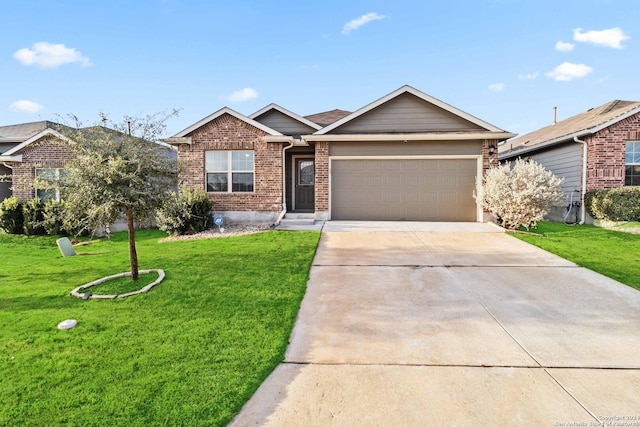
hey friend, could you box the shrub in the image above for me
[0,197,24,234]
[477,158,565,230]
[584,187,640,221]
[22,198,46,235]
[156,188,213,235]
[42,200,66,235]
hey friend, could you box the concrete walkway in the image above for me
[230,222,640,426]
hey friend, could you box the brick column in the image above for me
[314,141,329,220]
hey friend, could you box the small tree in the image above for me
[477,158,565,230]
[60,111,179,280]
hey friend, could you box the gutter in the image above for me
[273,138,297,226]
[499,130,591,160]
[573,136,588,224]
[303,132,516,142]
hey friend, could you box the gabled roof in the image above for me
[314,85,507,135]
[303,109,352,127]
[0,121,60,143]
[1,128,70,161]
[172,107,283,138]
[250,103,322,131]
[500,100,640,159]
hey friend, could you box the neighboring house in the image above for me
[0,121,73,202]
[165,85,515,223]
[498,100,640,222]
[0,121,177,205]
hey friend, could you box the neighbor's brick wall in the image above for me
[177,113,284,212]
[12,137,74,200]
[586,112,640,190]
[314,141,329,211]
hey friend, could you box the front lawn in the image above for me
[511,222,640,290]
[0,229,320,426]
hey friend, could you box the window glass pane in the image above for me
[205,151,228,171]
[36,168,56,181]
[232,173,253,192]
[634,153,640,164]
[298,160,314,186]
[206,173,228,192]
[232,151,254,171]
[36,189,56,202]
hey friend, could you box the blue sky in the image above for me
[1,0,637,138]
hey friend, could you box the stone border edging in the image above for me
[70,269,165,300]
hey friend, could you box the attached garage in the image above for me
[331,157,478,221]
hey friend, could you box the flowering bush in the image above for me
[477,158,565,230]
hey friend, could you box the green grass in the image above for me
[86,271,159,295]
[0,229,320,426]
[510,221,640,290]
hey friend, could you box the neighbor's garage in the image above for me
[329,141,480,221]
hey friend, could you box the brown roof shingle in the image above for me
[500,100,640,157]
[304,109,352,127]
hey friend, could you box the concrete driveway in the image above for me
[230,222,640,426]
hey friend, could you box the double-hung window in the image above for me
[205,150,254,192]
[35,168,67,201]
[625,142,640,186]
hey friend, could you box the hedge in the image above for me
[584,187,640,221]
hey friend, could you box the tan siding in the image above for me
[330,140,482,156]
[331,93,484,134]
[253,110,317,136]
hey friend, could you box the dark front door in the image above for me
[294,158,315,211]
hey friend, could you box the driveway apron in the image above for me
[230,222,640,426]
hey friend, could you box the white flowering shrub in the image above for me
[477,159,565,230]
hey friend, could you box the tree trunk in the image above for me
[127,209,139,281]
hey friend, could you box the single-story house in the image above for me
[498,100,640,222]
[0,121,74,202]
[165,85,515,224]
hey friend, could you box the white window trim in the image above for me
[205,150,255,193]
[626,141,640,186]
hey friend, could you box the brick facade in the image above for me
[314,141,329,214]
[586,112,640,190]
[11,136,74,200]
[177,113,284,213]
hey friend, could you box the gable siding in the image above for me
[526,143,582,195]
[331,93,484,134]
[253,110,317,136]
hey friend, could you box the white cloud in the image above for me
[488,83,505,92]
[9,100,43,113]
[342,12,385,35]
[14,42,92,68]
[546,62,593,81]
[518,72,539,80]
[573,27,629,49]
[555,41,575,52]
[225,87,258,102]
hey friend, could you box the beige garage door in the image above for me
[331,159,478,221]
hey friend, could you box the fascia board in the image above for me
[2,128,70,156]
[498,130,591,160]
[303,132,516,142]
[173,107,282,138]
[0,154,22,162]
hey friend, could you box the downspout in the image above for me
[274,139,295,226]
[573,136,587,224]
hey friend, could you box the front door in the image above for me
[294,157,315,211]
